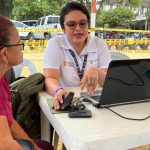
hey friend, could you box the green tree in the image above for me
[12,0,74,20]
[12,0,92,21]
[13,0,53,20]
[97,6,135,28]
[127,0,142,7]
[113,0,142,7]
[76,0,91,12]
[145,0,150,30]
[98,0,142,9]
[0,0,14,17]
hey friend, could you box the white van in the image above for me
[33,15,62,39]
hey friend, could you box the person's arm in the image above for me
[44,68,67,110]
[0,116,23,150]
[44,68,62,94]
[80,39,110,94]
[10,118,41,150]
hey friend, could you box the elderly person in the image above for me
[43,1,111,110]
[0,16,53,150]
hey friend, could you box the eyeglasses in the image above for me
[0,42,24,50]
[64,19,88,30]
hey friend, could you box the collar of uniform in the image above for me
[60,34,73,50]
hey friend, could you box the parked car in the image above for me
[33,15,62,40]
[22,20,37,27]
[12,20,34,40]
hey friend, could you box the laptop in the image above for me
[80,59,150,108]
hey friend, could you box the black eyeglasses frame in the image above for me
[64,19,88,30]
[0,42,24,50]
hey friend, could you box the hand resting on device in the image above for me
[52,90,74,110]
[60,92,74,110]
[52,91,85,111]
[60,92,86,111]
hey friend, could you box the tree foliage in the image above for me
[0,0,14,17]
[128,0,142,7]
[97,7,136,28]
[12,0,55,20]
[76,0,91,12]
[98,0,142,8]
[2,0,87,20]
[12,0,91,21]
[146,0,150,21]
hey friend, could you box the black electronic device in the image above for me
[68,110,92,118]
[81,59,150,108]
[60,92,74,110]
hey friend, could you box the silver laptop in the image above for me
[80,59,150,108]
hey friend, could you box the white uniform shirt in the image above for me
[43,34,111,87]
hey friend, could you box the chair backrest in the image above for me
[5,68,16,84]
[110,51,129,60]
[13,58,37,78]
[16,139,34,150]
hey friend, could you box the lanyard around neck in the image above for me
[68,49,88,80]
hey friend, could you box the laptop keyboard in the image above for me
[91,95,101,102]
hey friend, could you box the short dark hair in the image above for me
[60,1,90,29]
[0,16,15,46]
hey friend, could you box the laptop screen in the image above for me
[99,59,150,107]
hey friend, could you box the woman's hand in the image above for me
[80,67,99,94]
[52,89,67,110]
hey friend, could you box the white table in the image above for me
[37,87,150,150]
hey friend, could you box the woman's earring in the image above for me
[5,60,8,65]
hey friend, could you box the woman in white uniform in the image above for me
[43,1,111,110]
